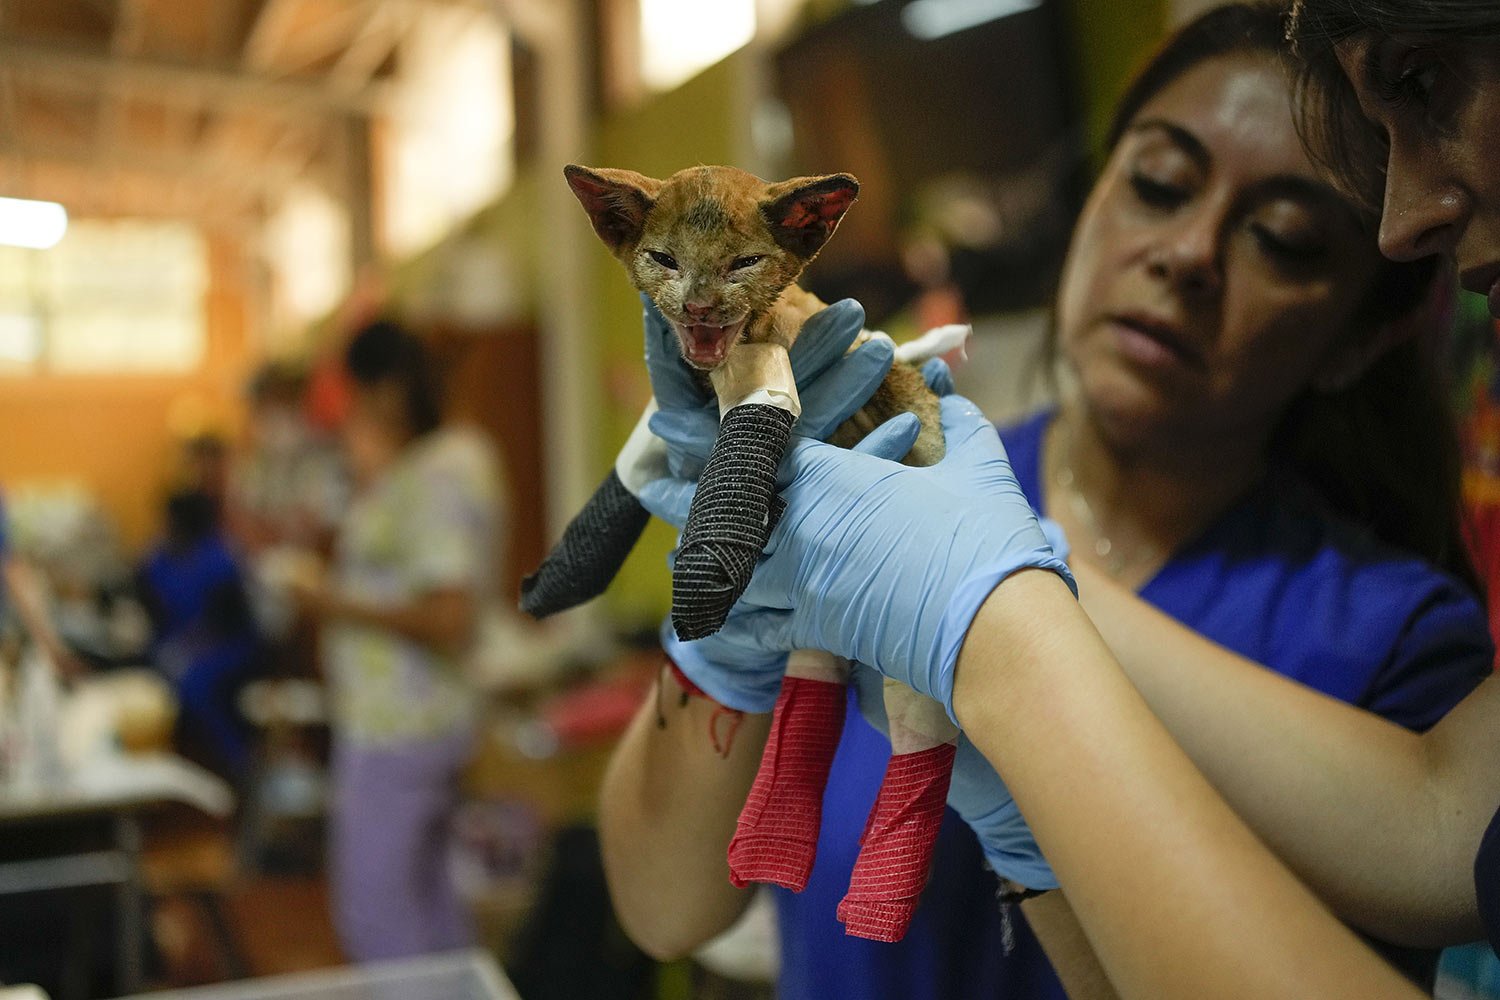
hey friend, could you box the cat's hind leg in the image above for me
[837,679,958,942]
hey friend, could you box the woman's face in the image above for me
[1055,53,1385,450]
[1335,36,1500,317]
[342,382,408,483]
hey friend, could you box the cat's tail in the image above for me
[519,468,650,618]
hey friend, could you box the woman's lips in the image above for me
[1106,315,1202,369]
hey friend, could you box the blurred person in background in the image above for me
[226,359,346,560]
[290,318,504,962]
[226,360,348,651]
[136,487,263,780]
[0,488,90,684]
[599,4,1492,998]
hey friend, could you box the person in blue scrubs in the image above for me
[774,7,1490,995]
[618,0,1500,995]
[137,488,262,778]
[598,5,1492,997]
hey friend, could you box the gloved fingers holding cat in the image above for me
[640,366,1076,716]
[642,293,899,476]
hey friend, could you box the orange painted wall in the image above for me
[0,236,258,554]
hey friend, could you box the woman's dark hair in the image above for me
[344,318,445,437]
[1083,2,1478,592]
[1286,1,1500,218]
[165,488,219,543]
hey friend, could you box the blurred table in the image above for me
[113,948,520,1000]
[0,752,234,994]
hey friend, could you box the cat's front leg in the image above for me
[671,343,801,640]
[519,402,664,618]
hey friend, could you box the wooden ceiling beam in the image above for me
[0,36,394,117]
[327,3,404,94]
[1,135,303,196]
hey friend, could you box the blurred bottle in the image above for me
[7,646,67,792]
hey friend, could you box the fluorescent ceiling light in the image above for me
[0,197,68,249]
[902,0,1043,39]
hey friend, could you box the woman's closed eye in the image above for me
[1379,59,1440,111]
[1248,220,1332,265]
[1374,40,1443,113]
[1129,173,1190,210]
[1372,42,1466,137]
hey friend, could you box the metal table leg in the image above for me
[116,811,145,994]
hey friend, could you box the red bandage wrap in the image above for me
[836,740,957,942]
[727,676,847,891]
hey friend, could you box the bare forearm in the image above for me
[1074,562,1491,944]
[954,569,1422,1000]
[597,676,770,959]
[324,588,474,655]
[3,559,72,670]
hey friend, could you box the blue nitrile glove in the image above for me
[919,356,955,397]
[915,354,1077,569]
[642,294,896,478]
[659,614,786,713]
[639,394,1075,719]
[850,665,1056,889]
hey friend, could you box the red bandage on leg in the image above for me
[837,740,957,942]
[727,676,846,892]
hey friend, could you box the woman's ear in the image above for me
[1313,260,1456,392]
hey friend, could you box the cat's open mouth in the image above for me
[673,316,748,370]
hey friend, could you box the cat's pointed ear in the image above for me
[759,174,859,260]
[564,164,663,252]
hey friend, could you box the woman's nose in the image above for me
[1378,143,1470,262]
[1147,213,1222,296]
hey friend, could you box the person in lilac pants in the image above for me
[292,319,504,961]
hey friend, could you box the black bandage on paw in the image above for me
[672,403,796,641]
[520,469,651,618]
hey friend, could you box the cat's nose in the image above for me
[683,300,716,321]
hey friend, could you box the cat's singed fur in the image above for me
[565,163,943,465]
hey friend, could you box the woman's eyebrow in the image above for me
[1126,119,1209,170]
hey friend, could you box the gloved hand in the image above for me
[850,665,1056,889]
[659,611,787,713]
[640,393,1074,719]
[642,294,897,478]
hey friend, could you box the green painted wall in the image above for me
[1060,0,1170,164]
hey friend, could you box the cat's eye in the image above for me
[647,250,679,270]
[731,255,764,271]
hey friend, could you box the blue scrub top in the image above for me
[1478,805,1500,959]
